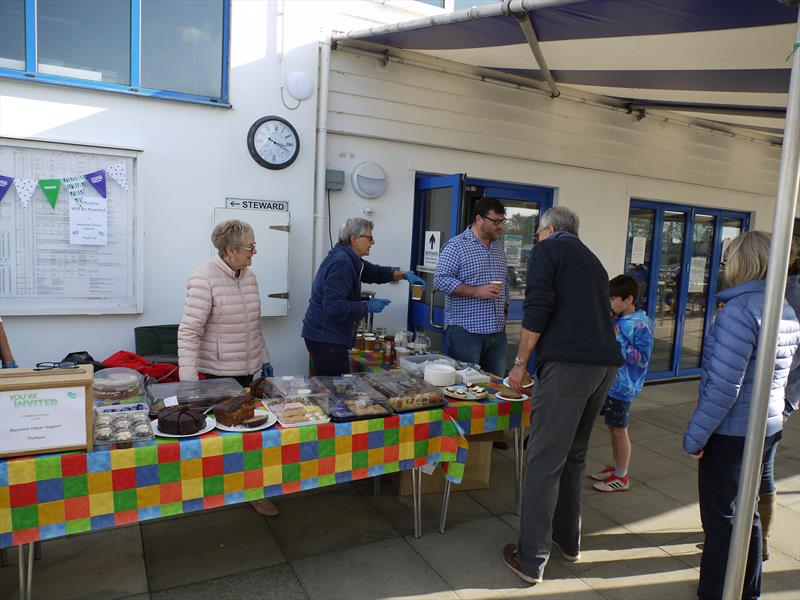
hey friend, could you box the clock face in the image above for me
[247,116,299,170]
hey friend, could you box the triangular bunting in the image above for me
[83,169,107,198]
[38,178,61,209]
[14,178,36,208]
[0,175,13,203]
[63,175,85,204]
[106,162,128,191]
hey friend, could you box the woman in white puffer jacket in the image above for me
[178,219,271,384]
[177,219,278,517]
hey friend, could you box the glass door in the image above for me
[626,200,749,379]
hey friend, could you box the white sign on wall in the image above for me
[0,386,87,454]
[226,198,289,212]
[423,231,441,269]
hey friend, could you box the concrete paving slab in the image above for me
[267,488,398,561]
[363,487,490,537]
[634,435,698,470]
[578,552,700,600]
[467,459,517,516]
[149,563,307,600]
[586,443,693,484]
[141,505,284,591]
[0,525,148,600]
[644,471,700,507]
[291,537,458,600]
[624,415,677,442]
[628,406,692,435]
[761,549,800,600]
[767,504,800,559]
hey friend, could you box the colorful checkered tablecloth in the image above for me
[0,410,467,549]
[349,350,531,435]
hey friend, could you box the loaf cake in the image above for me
[158,405,207,435]
[212,394,256,426]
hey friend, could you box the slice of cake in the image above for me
[213,394,256,426]
[158,405,207,435]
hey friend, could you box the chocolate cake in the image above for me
[212,394,256,426]
[158,405,207,435]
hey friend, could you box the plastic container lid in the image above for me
[93,368,143,392]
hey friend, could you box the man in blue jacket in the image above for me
[502,206,622,585]
[302,217,424,376]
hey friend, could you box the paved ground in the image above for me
[2,381,798,599]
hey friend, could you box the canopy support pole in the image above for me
[722,13,800,600]
[313,34,332,273]
[512,8,560,98]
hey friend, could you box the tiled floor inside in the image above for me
[2,381,799,599]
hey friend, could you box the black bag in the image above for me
[61,351,107,372]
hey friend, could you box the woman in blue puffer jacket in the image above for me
[683,231,800,600]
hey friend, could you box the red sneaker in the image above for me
[589,465,615,481]
[592,474,630,492]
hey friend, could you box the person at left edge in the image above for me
[302,217,425,376]
[177,219,278,517]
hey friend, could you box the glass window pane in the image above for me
[651,211,686,373]
[624,208,655,311]
[454,0,500,8]
[0,0,25,70]
[680,215,715,371]
[37,0,130,84]
[717,218,744,293]
[141,0,224,98]
[415,0,445,6]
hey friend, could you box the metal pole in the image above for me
[514,12,560,97]
[722,14,800,599]
[313,34,332,273]
[332,0,587,42]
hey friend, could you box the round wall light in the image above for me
[351,161,387,199]
[285,71,315,101]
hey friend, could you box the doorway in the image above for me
[410,173,553,375]
[625,200,749,379]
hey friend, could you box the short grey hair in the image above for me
[540,206,579,235]
[338,217,374,245]
[211,219,254,257]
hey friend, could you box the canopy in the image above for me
[336,0,799,139]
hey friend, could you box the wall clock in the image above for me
[247,116,299,170]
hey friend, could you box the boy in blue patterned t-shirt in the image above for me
[590,274,655,492]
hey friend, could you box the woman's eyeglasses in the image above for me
[34,361,79,371]
[358,235,375,242]
[239,242,257,252]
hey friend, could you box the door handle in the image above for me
[429,289,445,330]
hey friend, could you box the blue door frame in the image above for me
[410,173,553,365]
[630,199,750,380]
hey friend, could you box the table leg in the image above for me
[514,426,525,516]
[26,543,33,600]
[438,479,452,534]
[411,467,423,539]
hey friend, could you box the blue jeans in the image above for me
[444,325,507,377]
[697,432,781,600]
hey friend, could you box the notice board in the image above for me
[0,139,142,315]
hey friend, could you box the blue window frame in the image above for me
[0,0,230,107]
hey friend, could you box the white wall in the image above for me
[0,0,786,372]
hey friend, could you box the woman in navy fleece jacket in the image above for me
[683,231,799,600]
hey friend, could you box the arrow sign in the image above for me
[423,231,441,269]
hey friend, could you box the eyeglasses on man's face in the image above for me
[481,214,507,225]
[34,361,79,371]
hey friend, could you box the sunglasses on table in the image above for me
[34,361,80,371]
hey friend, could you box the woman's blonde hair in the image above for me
[725,230,770,287]
[211,220,254,258]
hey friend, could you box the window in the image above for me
[0,0,229,105]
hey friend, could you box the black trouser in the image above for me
[203,372,254,387]
[305,338,351,376]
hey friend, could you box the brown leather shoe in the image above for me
[502,543,542,585]
[250,498,279,517]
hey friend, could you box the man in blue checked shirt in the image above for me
[434,197,509,377]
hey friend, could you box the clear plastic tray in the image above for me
[397,354,459,378]
[259,376,327,398]
[93,367,146,406]
[147,378,243,414]
[313,376,392,421]
[93,408,154,448]
[359,369,445,413]
[264,393,330,428]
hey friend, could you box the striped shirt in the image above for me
[434,227,508,334]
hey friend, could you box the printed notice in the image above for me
[69,196,108,245]
[504,234,523,267]
[631,236,647,264]
[423,231,441,269]
[0,386,87,454]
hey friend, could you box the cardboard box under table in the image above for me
[394,431,503,495]
[0,365,94,457]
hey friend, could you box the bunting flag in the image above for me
[0,175,12,203]
[38,179,61,209]
[14,178,36,208]
[63,175,85,204]
[106,162,128,191]
[83,169,107,198]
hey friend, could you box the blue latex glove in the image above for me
[261,363,274,378]
[366,298,391,313]
[404,271,426,289]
